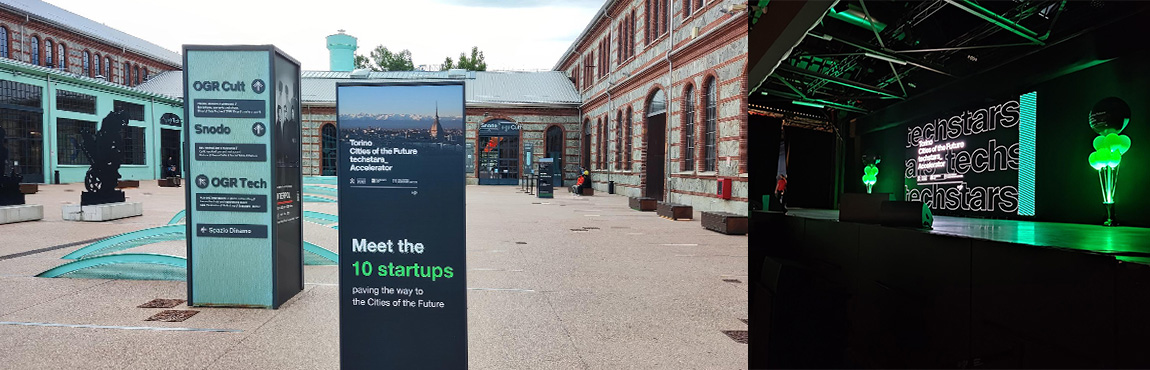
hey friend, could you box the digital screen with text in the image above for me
[904,98,1021,217]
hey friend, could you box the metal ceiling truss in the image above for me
[756,0,1069,116]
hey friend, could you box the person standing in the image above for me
[775,174,787,207]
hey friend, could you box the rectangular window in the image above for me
[113,100,145,121]
[122,126,146,165]
[56,90,96,114]
[56,118,96,165]
[645,0,651,44]
[0,79,43,109]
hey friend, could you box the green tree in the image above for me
[452,46,487,71]
[441,56,454,71]
[354,54,372,70]
[364,45,415,71]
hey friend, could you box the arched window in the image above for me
[629,10,636,57]
[142,67,148,82]
[682,84,696,171]
[321,124,338,176]
[134,64,140,85]
[546,126,563,157]
[82,51,90,76]
[582,118,592,169]
[93,53,101,78]
[704,76,717,172]
[123,61,130,84]
[598,117,606,170]
[615,110,623,169]
[43,39,52,68]
[105,56,112,78]
[0,27,8,59]
[625,106,633,170]
[58,43,66,71]
[30,36,39,65]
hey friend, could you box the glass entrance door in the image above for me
[477,135,519,185]
[0,108,43,183]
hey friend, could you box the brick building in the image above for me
[293,65,582,184]
[554,0,749,213]
[0,0,184,184]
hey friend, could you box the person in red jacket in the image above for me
[775,174,787,207]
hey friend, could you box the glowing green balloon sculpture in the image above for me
[862,161,879,194]
[1087,97,1132,226]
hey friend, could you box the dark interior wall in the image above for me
[854,125,906,198]
[749,114,781,210]
[785,127,837,209]
[855,54,1150,227]
[1033,56,1150,226]
[849,11,1150,226]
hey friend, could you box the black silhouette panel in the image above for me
[78,110,129,205]
[0,126,25,206]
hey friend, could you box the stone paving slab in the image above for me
[0,182,747,369]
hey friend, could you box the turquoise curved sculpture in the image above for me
[37,254,187,279]
[168,209,186,225]
[63,225,186,259]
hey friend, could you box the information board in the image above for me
[903,94,1036,217]
[337,82,467,368]
[183,45,302,308]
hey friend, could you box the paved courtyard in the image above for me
[0,182,747,369]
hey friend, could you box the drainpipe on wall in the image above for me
[150,97,156,179]
[662,0,677,204]
[45,73,52,184]
[603,12,614,193]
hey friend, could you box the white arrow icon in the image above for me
[200,227,207,233]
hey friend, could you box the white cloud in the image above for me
[43,0,602,71]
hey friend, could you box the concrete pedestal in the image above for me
[0,204,43,224]
[62,202,143,222]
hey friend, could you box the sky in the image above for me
[42,0,603,71]
[339,84,465,117]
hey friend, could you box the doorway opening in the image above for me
[477,119,520,185]
[644,89,667,200]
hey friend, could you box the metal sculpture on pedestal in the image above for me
[79,111,128,205]
[0,126,25,206]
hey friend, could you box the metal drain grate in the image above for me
[722,279,741,284]
[146,310,199,322]
[138,299,186,308]
[722,330,748,344]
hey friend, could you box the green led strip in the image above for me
[1018,91,1037,216]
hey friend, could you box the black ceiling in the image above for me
[750,0,1150,121]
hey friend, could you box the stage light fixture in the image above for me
[791,100,825,108]
[864,53,908,65]
[827,4,887,32]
